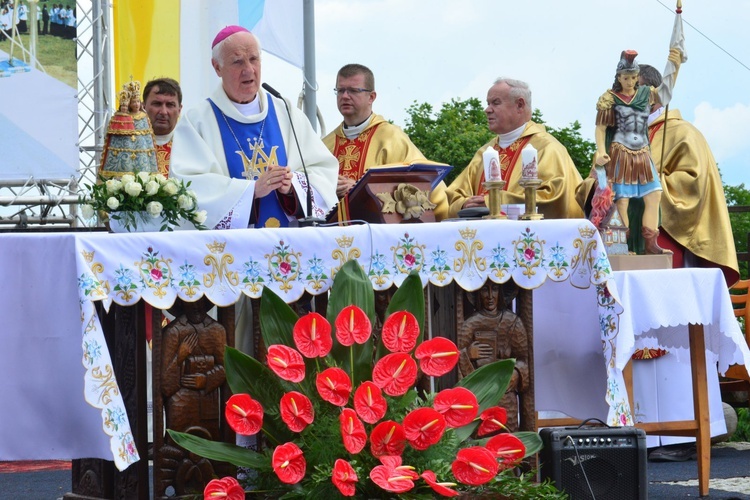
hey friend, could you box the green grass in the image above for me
[0,31,77,88]
[731,407,750,442]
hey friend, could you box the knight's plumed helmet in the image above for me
[616,50,639,74]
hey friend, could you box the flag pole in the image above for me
[302,0,318,131]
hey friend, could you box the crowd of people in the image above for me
[0,1,75,40]
[109,25,737,285]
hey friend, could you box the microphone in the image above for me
[262,82,323,227]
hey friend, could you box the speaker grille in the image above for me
[539,427,647,500]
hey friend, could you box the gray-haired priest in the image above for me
[171,26,338,229]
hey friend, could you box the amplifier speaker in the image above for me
[539,426,647,500]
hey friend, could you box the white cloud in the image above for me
[693,102,750,185]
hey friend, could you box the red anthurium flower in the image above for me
[486,433,526,469]
[403,407,447,450]
[420,470,459,497]
[433,387,479,428]
[279,391,314,433]
[332,459,358,497]
[372,352,418,396]
[335,305,372,346]
[203,476,245,499]
[266,344,305,383]
[370,420,407,457]
[316,367,352,406]
[339,408,367,454]
[224,394,263,436]
[370,455,417,493]
[415,337,460,376]
[381,310,420,353]
[478,406,508,437]
[452,446,499,486]
[353,381,387,424]
[272,442,306,484]
[293,312,333,358]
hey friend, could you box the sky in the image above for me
[256,0,750,187]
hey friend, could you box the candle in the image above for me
[483,147,502,182]
[521,145,538,181]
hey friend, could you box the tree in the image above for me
[724,182,750,279]
[403,98,493,185]
[532,110,595,180]
[404,98,595,185]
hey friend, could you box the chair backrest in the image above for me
[730,279,750,342]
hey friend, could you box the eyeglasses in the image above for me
[333,87,372,96]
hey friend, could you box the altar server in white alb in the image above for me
[171,26,338,230]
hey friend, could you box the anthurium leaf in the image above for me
[515,431,544,457]
[453,358,515,442]
[259,287,317,393]
[168,429,268,469]
[377,271,425,360]
[224,347,293,444]
[260,286,298,348]
[327,259,375,385]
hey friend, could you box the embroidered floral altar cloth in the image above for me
[74,218,631,470]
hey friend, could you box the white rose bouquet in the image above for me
[80,173,208,232]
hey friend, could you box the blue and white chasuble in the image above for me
[209,98,290,228]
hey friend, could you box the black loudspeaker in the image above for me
[539,426,647,500]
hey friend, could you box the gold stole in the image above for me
[477,136,531,194]
[332,124,381,180]
[156,141,172,177]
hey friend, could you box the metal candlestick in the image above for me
[483,180,507,219]
[519,178,544,220]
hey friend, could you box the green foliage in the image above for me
[404,98,595,187]
[533,109,596,180]
[168,263,556,498]
[403,98,494,185]
[327,260,376,385]
[731,407,750,442]
[724,182,750,279]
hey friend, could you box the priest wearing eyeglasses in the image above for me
[171,26,338,230]
[322,64,448,220]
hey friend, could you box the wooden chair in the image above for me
[719,279,750,404]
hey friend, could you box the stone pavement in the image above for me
[1,443,750,499]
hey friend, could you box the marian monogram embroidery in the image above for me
[237,137,280,180]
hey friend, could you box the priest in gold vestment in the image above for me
[322,64,448,220]
[445,78,583,219]
[639,64,739,285]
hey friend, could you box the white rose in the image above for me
[124,181,143,197]
[146,201,163,217]
[187,189,197,199]
[177,194,194,210]
[81,204,95,219]
[155,173,167,184]
[105,179,122,194]
[193,210,207,224]
[145,180,160,196]
[136,171,151,183]
[106,197,120,210]
[163,179,180,196]
[121,174,135,185]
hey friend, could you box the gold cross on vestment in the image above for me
[340,144,361,173]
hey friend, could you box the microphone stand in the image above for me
[262,83,324,227]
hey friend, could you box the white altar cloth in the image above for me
[3,220,616,470]
[534,267,750,442]
[16,220,749,470]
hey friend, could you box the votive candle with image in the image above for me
[521,144,538,181]
[483,147,502,182]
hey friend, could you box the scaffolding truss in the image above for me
[0,0,110,230]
